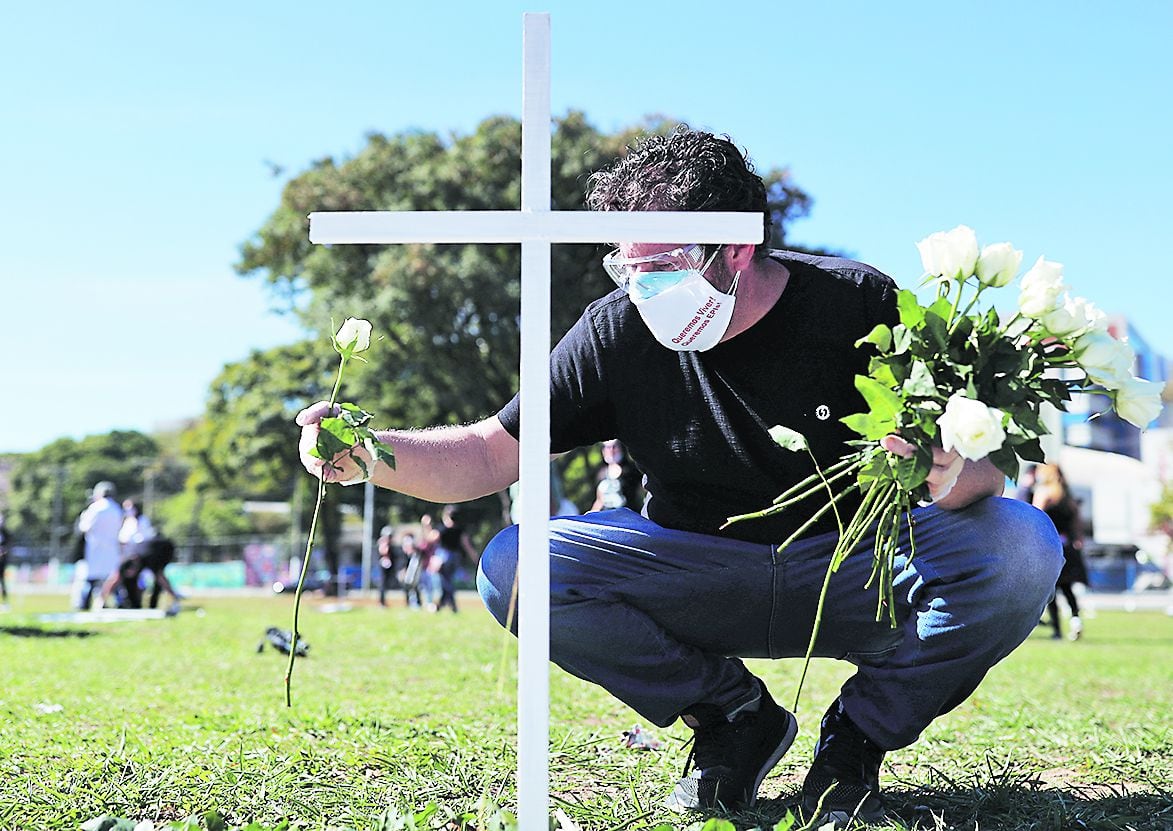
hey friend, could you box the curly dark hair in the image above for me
[585,127,772,256]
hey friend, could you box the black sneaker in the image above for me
[664,684,798,812]
[800,698,886,826]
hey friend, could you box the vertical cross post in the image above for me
[517,13,552,828]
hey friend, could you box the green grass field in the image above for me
[0,591,1169,831]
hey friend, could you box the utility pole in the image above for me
[361,479,375,591]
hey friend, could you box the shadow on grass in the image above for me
[738,782,1173,830]
[0,625,98,639]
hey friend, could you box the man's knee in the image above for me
[966,497,1063,607]
[476,524,519,629]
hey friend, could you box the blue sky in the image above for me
[2,1,1170,453]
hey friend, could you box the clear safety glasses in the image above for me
[602,244,718,298]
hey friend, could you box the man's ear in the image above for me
[726,243,757,272]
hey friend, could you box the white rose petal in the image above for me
[1017,256,1065,318]
[335,317,372,353]
[1071,296,1106,334]
[1040,294,1101,339]
[1074,330,1135,389]
[1114,376,1164,429]
[916,225,979,282]
[938,392,1007,461]
[975,242,1022,287]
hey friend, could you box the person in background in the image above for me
[1013,464,1036,504]
[1032,464,1088,640]
[377,525,397,607]
[430,505,478,613]
[138,536,182,612]
[590,439,645,513]
[0,513,11,611]
[417,513,440,610]
[76,482,123,610]
[399,533,424,609]
[103,499,155,607]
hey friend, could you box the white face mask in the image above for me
[629,251,740,351]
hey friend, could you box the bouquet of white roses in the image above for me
[727,225,1164,703]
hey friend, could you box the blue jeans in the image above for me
[477,497,1062,750]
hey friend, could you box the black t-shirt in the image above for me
[498,251,899,543]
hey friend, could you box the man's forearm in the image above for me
[366,417,520,503]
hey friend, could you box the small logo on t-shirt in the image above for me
[815,404,831,421]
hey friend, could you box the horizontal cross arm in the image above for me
[308,210,763,245]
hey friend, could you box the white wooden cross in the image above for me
[308,13,762,829]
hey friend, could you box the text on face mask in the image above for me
[672,298,723,346]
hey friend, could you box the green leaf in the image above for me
[896,289,925,329]
[203,811,227,831]
[869,357,899,388]
[1006,409,1046,441]
[891,446,932,490]
[927,294,953,321]
[337,402,374,428]
[902,360,937,398]
[892,325,913,355]
[699,820,737,831]
[855,323,893,352]
[955,313,976,339]
[374,443,397,470]
[923,310,949,350]
[773,812,798,831]
[856,450,890,486]
[319,416,358,447]
[312,426,353,462]
[768,424,809,452]
[164,820,203,831]
[1016,436,1045,462]
[988,444,1021,480]
[855,375,902,420]
[841,412,897,441]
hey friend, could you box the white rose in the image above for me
[974,242,1022,287]
[1017,256,1065,318]
[916,225,979,282]
[1040,294,1101,339]
[335,317,372,353]
[938,392,1007,461]
[1114,376,1164,429]
[1074,330,1135,389]
[1069,296,1102,335]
